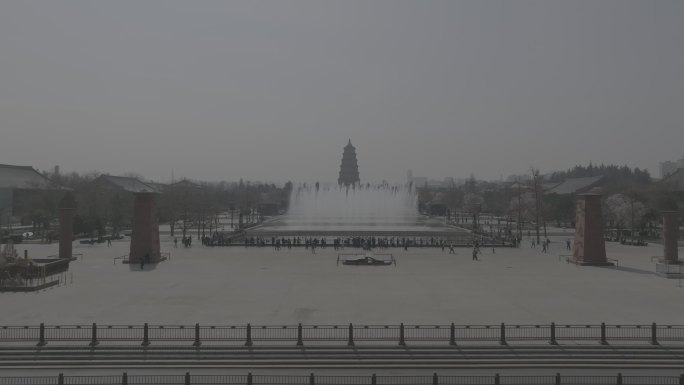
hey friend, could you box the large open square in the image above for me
[3,234,683,326]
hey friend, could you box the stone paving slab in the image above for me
[1,235,683,325]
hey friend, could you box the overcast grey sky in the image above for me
[1,1,683,184]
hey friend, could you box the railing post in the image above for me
[37,323,46,346]
[550,322,557,345]
[297,323,304,346]
[347,323,354,346]
[494,373,500,385]
[309,372,315,385]
[616,372,622,385]
[185,372,191,385]
[193,323,201,347]
[247,372,253,385]
[122,372,128,385]
[245,323,253,347]
[651,322,658,345]
[90,323,99,347]
[679,374,684,385]
[371,373,377,385]
[600,322,607,345]
[499,323,507,345]
[142,323,150,347]
[432,372,438,385]
[58,373,64,385]
[399,323,406,346]
[449,323,456,346]
[555,373,561,385]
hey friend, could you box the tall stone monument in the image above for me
[129,191,161,264]
[58,208,75,259]
[338,139,360,187]
[660,211,680,265]
[572,193,612,266]
[57,193,77,259]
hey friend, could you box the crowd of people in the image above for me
[185,233,514,251]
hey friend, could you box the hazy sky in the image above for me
[1,1,683,184]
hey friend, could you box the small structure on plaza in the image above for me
[57,193,77,259]
[0,242,71,292]
[128,191,164,268]
[0,193,77,292]
[571,193,613,266]
[655,211,682,278]
[659,211,680,264]
[337,252,396,266]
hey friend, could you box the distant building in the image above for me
[94,175,160,194]
[426,192,448,215]
[411,177,428,188]
[338,140,360,187]
[0,164,69,226]
[660,157,684,179]
[88,175,161,234]
[406,176,457,189]
[506,174,532,183]
[658,168,684,192]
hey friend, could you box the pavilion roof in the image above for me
[96,175,159,193]
[545,175,604,195]
[0,164,68,190]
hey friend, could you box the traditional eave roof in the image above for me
[545,175,604,195]
[0,164,69,190]
[167,179,202,189]
[96,175,159,193]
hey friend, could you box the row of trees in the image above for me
[5,163,681,241]
[417,164,683,242]
[13,169,292,239]
[157,179,290,239]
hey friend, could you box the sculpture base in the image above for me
[655,263,684,278]
[123,256,167,264]
[569,257,614,266]
[657,258,682,265]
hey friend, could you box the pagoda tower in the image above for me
[338,139,360,187]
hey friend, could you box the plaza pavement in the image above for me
[1,233,683,325]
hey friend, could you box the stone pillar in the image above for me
[58,208,75,259]
[661,211,680,264]
[572,193,612,266]
[129,192,160,263]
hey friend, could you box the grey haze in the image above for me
[1,1,683,183]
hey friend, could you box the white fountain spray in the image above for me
[286,183,419,229]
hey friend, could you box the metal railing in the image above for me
[1,322,682,347]
[0,275,62,292]
[0,372,682,385]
